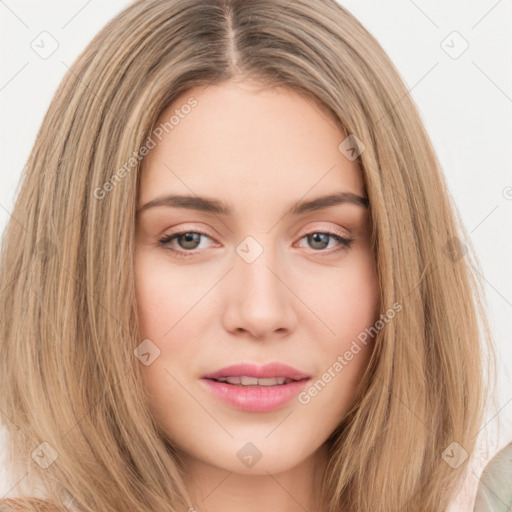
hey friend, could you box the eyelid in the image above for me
[157,221,354,260]
[159,223,218,240]
[160,222,351,242]
[294,222,352,241]
[158,227,217,246]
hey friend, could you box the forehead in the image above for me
[139,81,365,207]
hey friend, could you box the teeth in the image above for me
[215,376,290,386]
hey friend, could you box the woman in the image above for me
[0,0,494,510]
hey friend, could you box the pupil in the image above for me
[309,233,328,250]
[180,232,200,249]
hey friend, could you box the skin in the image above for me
[134,80,380,512]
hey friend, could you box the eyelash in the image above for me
[157,229,354,259]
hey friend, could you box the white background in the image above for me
[1,0,511,503]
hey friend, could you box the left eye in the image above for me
[297,232,353,252]
[157,230,353,258]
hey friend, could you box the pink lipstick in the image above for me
[201,362,310,412]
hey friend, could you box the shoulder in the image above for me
[0,498,60,511]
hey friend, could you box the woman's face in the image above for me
[134,80,379,478]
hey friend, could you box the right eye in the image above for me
[157,230,215,258]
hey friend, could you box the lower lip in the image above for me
[201,378,310,412]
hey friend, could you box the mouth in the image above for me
[200,362,311,412]
[205,376,299,386]
[201,361,310,381]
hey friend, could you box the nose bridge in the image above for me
[222,233,296,337]
[235,233,286,303]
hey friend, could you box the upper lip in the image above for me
[202,362,310,381]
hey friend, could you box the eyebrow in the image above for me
[137,191,369,216]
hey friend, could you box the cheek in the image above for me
[134,252,200,339]
[340,269,379,338]
[134,246,379,447]
[311,252,379,386]
[134,253,205,398]
[314,251,380,343]
[134,255,191,424]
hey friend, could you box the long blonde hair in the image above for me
[0,0,494,510]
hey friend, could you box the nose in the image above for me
[222,242,298,339]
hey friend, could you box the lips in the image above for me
[201,362,310,382]
[200,362,311,412]
[214,376,292,386]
